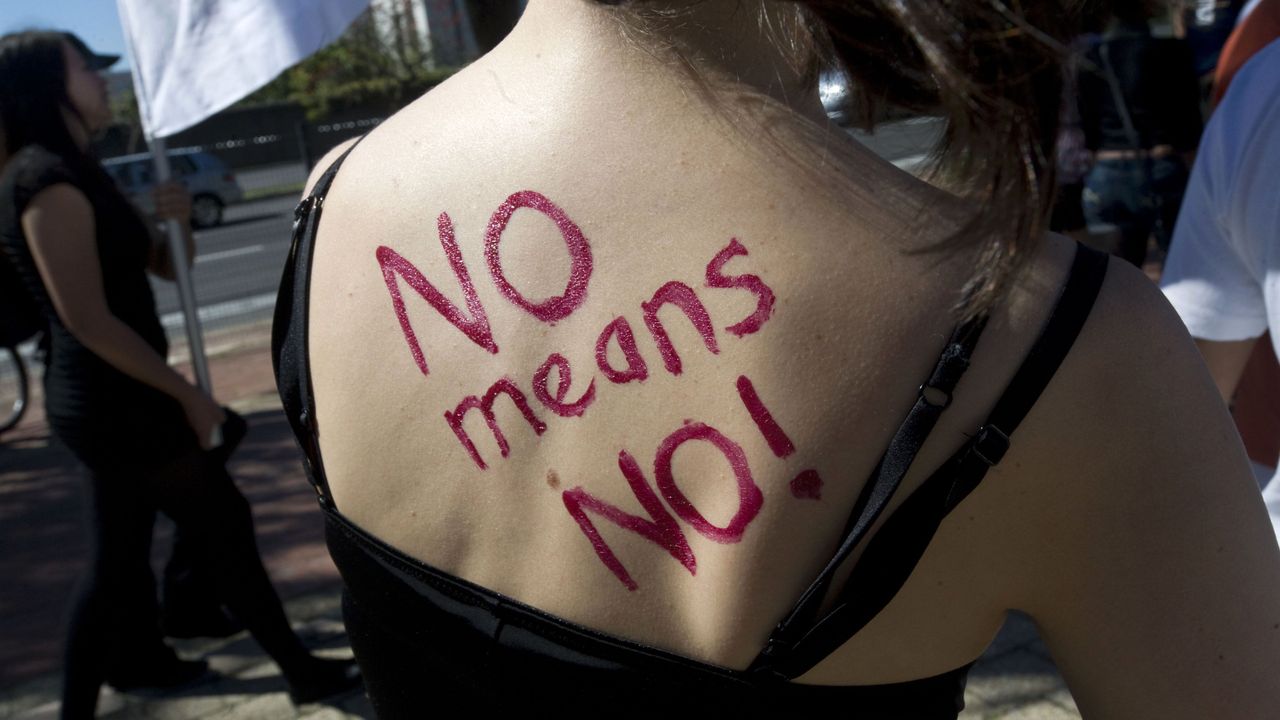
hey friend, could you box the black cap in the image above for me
[61,32,120,71]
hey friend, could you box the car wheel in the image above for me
[191,195,224,228]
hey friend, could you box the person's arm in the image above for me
[1003,260,1280,717]
[22,182,225,446]
[145,180,196,281]
[1161,102,1266,406]
[1196,336,1259,402]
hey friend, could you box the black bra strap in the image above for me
[751,311,991,672]
[752,243,1109,679]
[272,138,364,509]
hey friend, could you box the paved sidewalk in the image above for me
[0,322,1081,719]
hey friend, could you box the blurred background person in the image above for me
[1212,0,1280,103]
[1162,0,1280,523]
[1209,0,1280,490]
[1077,0,1202,267]
[0,30,359,718]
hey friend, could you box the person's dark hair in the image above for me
[808,0,1077,318]
[1110,0,1157,26]
[598,0,1081,320]
[0,30,88,161]
[0,30,124,207]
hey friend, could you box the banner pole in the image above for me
[146,135,215,397]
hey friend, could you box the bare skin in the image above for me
[18,40,222,447]
[1196,337,1259,402]
[304,1,1280,715]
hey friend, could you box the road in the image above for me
[156,117,944,341]
[150,194,297,338]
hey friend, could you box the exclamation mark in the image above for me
[736,376,823,500]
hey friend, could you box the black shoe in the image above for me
[106,657,210,692]
[285,657,363,705]
[161,608,244,639]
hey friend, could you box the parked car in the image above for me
[103,149,243,228]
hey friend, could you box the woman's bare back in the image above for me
[302,3,1280,711]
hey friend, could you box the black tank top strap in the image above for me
[752,243,1110,679]
[272,137,364,509]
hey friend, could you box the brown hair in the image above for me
[599,0,1081,320]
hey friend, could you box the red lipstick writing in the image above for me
[736,375,823,500]
[376,212,497,376]
[563,450,697,591]
[641,281,719,376]
[445,377,547,470]
[594,316,649,384]
[654,422,763,543]
[705,238,775,337]
[485,190,593,323]
[532,353,597,417]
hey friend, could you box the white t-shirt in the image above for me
[1161,38,1280,544]
[1162,38,1280,359]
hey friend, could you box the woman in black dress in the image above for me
[0,31,360,718]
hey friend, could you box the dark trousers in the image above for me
[162,524,224,626]
[1082,156,1189,267]
[60,448,310,719]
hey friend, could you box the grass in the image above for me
[242,181,306,202]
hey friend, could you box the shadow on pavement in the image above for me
[0,406,340,690]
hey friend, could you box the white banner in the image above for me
[117,0,370,138]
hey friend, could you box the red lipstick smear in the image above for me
[485,190,593,323]
[641,281,719,376]
[790,469,823,500]
[532,352,597,417]
[654,422,763,543]
[563,450,697,591]
[594,316,649,384]
[444,377,547,470]
[705,238,775,337]
[736,375,796,458]
[376,212,497,376]
[736,375,824,501]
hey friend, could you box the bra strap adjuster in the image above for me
[972,424,1010,466]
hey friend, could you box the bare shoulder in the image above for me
[991,247,1280,715]
[22,183,95,254]
[302,138,362,198]
[24,182,92,219]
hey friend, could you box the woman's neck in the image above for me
[60,108,92,151]
[504,0,827,123]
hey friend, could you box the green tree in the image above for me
[241,4,458,120]
[109,85,145,154]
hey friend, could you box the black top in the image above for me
[0,144,191,471]
[1077,25,1203,153]
[273,144,1109,718]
